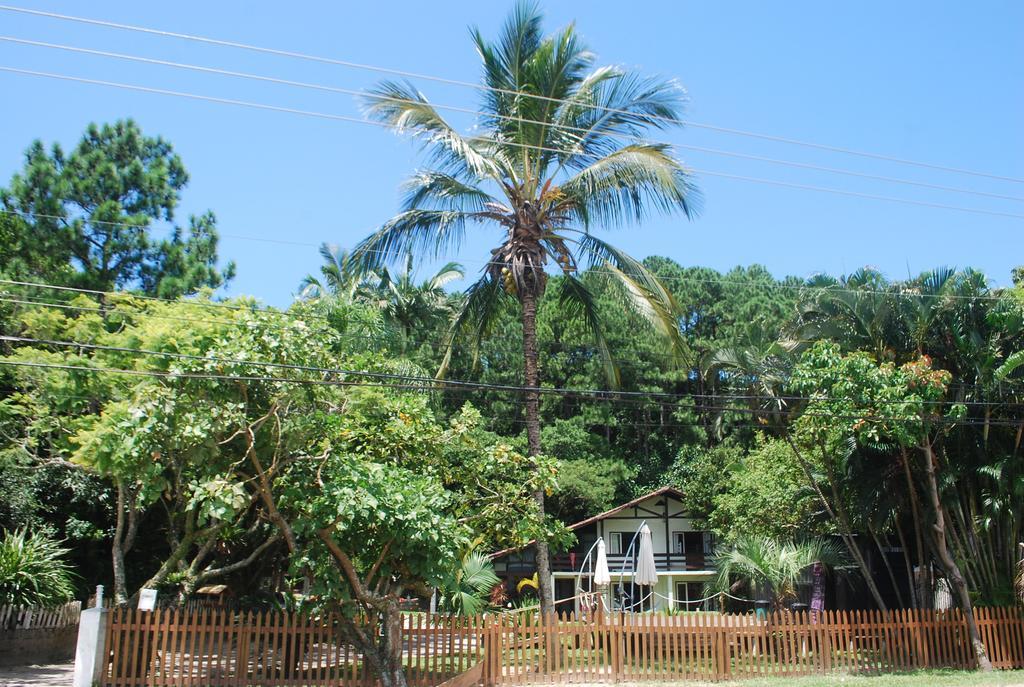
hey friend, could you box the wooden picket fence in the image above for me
[483,607,1024,684]
[101,606,1024,686]
[0,600,81,630]
[102,607,485,686]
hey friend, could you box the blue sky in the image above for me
[1,1,1022,307]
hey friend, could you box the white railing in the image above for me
[0,600,81,630]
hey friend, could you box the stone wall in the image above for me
[0,624,79,666]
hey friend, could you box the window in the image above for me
[702,532,715,555]
[608,532,628,555]
[676,582,710,611]
[672,532,686,554]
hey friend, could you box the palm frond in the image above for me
[569,234,686,362]
[437,275,514,379]
[402,171,497,213]
[427,262,466,290]
[363,81,505,181]
[350,209,475,273]
[559,143,700,227]
[553,70,687,170]
[996,350,1024,381]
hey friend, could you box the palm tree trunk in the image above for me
[520,284,554,617]
[900,448,930,608]
[785,436,888,611]
[920,441,991,671]
[868,523,905,609]
[894,517,918,608]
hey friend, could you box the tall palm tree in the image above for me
[352,3,699,614]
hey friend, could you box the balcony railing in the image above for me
[500,551,711,574]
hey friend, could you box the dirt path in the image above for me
[0,663,74,687]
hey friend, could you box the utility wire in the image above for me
[5,275,1024,376]
[3,334,1022,411]
[3,36,1021,204]
[1,358,1019,428]
[2,3,1021,185]
[2,66,1023,222]
[1,219,1019,305]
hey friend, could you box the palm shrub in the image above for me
[0,528,77,607]
[437,551,500,616]
[711,536,849,612]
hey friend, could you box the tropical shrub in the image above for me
[0,528,77,607]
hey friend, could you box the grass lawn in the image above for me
[682,669,1024,687]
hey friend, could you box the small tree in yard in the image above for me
[260,393,561,687]
[791,341,993,670]
[710,536,848,613]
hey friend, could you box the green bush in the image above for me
[0,528,77,607]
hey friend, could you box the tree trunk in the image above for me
[900,448,930,609]
[869,523,905,609]
[111,480,141,604]
[519,284,554,617]
[786,437,888,612]
[894,517,918,609]
[920,441,992,671]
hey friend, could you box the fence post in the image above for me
[717,617,731,679]
[72,587,109,687]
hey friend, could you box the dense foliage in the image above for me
[1,4,1023,682]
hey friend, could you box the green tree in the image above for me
[791,341,993,669]
[705,437,820,541]
[352,4,699,613]
[0,120,234,297]
[436,550,500,616]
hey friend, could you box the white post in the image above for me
[73,586,109,687]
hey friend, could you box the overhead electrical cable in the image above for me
[1,3,1021,184]
[3,334,1021,411]
[2,36,1021,204]
[2,66,1023,222]
[0,358,1019,428]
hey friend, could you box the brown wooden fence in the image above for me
[483,608,1024,683]
[102,607,1024,686]
[102,607,485,686]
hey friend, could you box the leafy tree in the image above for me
[0,528,77,607]
[264,395,560,687]
[791,341,993,669]
[352,4,699,613]
[705,437,820,541]
[0,120,234,297]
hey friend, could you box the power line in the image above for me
[3,66,1023,222]
[5,269,1024,376]
[4,334,1021,411]
[0,215,1019,306]
[1,358,1018,428]
[4,35,1022,205]
[2,3,1021,185]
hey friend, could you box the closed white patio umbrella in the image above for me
[594,538,611,587]
[635,524,659,587]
